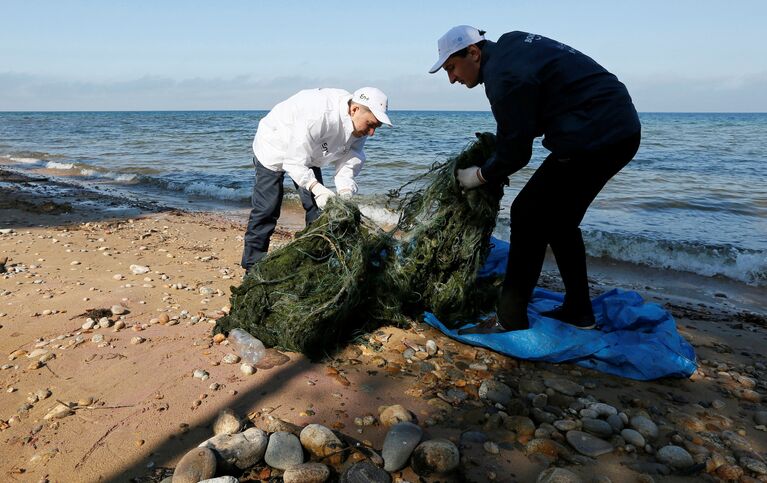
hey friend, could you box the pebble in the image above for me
[199,427,267,470]
[656,445,694,469]
[113,320,126,331]
[198,478,239,483]
[300,424,345,465]
[755,411,767,426]
[425,340,438,356]
[172,447,217,483]
[581,418,614,437]
[630,415,659,440]
[410,439,460,476]
[620,428,646,448]
[554,419,579,432]
[589,402,618,417]
[222,353,240,364]
[130,337,145,345]
[193,369,209,380]
[91,334,104,344]
[44,403,73,420]
[264,431,304,470]
[536,467,583,483]
[381,422,422,471]
[379,404,413,426]
[483,441,500,454]
[478,380,514,405]
[283,462,330,483]
[130,264,150,274]
[82,319,95,330]
[606,414,624,432]
[565,430,614,457]
[544,378,584,396]
[504,416,536,437]
[212,409,242,435]
[339,460,391,483]
[240,363,256,375]
[111,305,127,315]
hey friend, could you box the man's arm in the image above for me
[333,137,367,197]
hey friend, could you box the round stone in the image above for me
[620,428,645,448]
[581,418,614,437]
[536,467,583,483]
[630,415,659,440]
[212,409,242,435]
[479,380,514,405]
[382,422,422,472]
[199,427,268,470]
[339,460,391,483]
[411,439,460,476]
[565,430,614,457]
[172,447,216,483]
[283,462,331,483]
[379,404,413,426]
[300,424,345,465]
[264,431,304,470]
[656,445,694,469]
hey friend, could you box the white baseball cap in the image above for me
[428,25,485,74]
[352,87,392,126]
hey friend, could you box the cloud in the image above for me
[1,71,765,112]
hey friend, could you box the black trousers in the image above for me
[498,132,641,326]
[241,158,322,270]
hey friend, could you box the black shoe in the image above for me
[540,306,596,330]
[458,317,527,335]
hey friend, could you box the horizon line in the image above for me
[2,109,766,115]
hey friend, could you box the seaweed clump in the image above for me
[215,133,504,358]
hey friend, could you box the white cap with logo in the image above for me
[352,87,392,126]
[428,25,485,74]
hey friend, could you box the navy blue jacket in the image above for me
[479,31,641,184]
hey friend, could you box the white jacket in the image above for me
[253,88,366,194]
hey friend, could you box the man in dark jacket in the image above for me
[429,25,641,332]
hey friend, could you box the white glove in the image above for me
[456,166,486,190]
[310,182,335,209]
[337,189,353,200]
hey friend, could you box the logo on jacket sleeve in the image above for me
[321,142,329,155]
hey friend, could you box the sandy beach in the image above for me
[1,168,766,483]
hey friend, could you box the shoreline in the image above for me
[1,168,766,481]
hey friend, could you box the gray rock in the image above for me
[606,414,624,432]
[740,456,767,475]
[565,430,614,457]
[581,418,613,437]
[554,419,579,432]
[339,460,391,483]
[589,403,618,417]
[382,422,422,472]
[213,409,242,435]
[656,445,694,469]
[479,380,514,405]
[544,378,584,396]
[630,415,659,440]
[198,478,239,483]
[623,461,670,475]
[199,427,267,470]
[536,467,583,483]
[460,431,488,443]
[379,404,413,426]
[755,410,767,426]
[264,431,304,470]
[299,424,344,465]
[172,447,216,483]
[532,407,558,425]
[411,438,460,476]
[620,428,646,448]
[283,462,331,483]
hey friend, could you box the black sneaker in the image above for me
[540,306,596,330]
[457,316,528,335]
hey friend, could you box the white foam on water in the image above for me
[180,181,249,201]
[45,161,75,170]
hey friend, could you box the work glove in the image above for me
[456,166,486,190]
[310,182,335,209]
[337,189,353,200]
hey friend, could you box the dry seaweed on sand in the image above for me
[216,133,504,357]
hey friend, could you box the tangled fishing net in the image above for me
[214,133,504,358]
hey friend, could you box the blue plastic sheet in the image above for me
[423,238,698,380]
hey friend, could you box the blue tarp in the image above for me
[423,238,698,380]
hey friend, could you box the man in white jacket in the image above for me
[241,87,392,270]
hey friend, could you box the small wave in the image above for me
[172,181,250,201]
[585,230,766,286]
[45,161,76,170]
[10,156,43,165]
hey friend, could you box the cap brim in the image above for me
[371,109,392,127]
[428,54,449,74]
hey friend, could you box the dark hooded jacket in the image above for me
[478,31,641,184]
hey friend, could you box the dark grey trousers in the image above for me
[241,158,322,270]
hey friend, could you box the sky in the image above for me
[1,0,766,112]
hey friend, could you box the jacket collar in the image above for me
[478,40,496,85]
